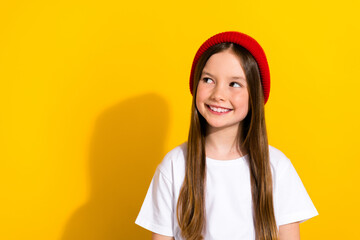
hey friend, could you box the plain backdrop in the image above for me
[1,0,359,239]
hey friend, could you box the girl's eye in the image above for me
[230,82,241,88]
[203,77,214,84]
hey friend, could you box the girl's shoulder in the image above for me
[268,145,289,162]
[157,142,187,177]
[268,145,295,174]
[161,142,187,164]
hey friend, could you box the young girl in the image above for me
[135,31,318,240]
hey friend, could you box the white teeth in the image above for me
[209,106,230,113]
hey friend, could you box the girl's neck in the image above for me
[205,125,246,160]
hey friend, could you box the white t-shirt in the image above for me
[135,142,318,239]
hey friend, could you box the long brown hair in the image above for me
[176,42,278,240]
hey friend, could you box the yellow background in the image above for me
[1,0,359,239]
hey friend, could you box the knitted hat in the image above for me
[189,31,270,104]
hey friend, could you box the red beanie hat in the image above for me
[189,31,270,104]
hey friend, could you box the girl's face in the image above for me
[196,49,249,133]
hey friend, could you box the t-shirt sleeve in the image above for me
[274,156,319,226]
[135,167,174,237]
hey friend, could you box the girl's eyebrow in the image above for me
[202,71,215,77]
[202,71,246,81]
[231,76,246,81]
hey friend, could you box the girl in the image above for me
[135,31,318,240]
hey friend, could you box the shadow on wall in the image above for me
[61,93,169,240]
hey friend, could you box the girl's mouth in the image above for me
[206,105,233,114]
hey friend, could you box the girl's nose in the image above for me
[211,84,226,101]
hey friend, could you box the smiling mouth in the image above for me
[207,105,233,113]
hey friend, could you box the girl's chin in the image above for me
[205,123,240,132]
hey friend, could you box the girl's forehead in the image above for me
[202,51,245,78]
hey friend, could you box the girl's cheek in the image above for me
[196,85,207,100]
